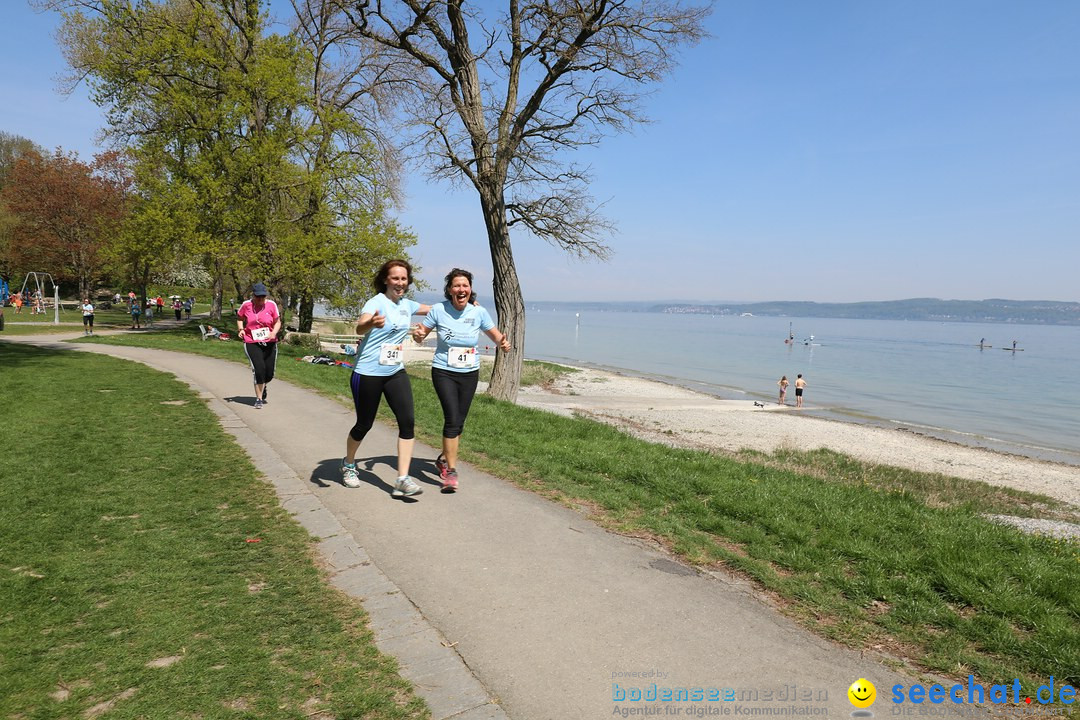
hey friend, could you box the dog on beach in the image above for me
[753,401,766,408]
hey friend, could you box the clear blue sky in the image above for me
[3,1,1078,303]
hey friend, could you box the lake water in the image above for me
[517,310,1080,466]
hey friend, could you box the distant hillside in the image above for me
[653,298,1080,325]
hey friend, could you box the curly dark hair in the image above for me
[444,268,478,304]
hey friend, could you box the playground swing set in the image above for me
[4,272,66,323]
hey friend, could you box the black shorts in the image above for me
[795,388,803,397]
[83,314,94,327]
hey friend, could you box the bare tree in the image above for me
[338,0,709,400]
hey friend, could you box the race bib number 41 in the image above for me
[448,346,476,369]
[379,343,404,366]
[251,327,271,342]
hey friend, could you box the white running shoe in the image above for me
[391,476,423,497]
[341,459,362,488]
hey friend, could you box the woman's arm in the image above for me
[485,327,512,352]
[355,311,387,335]
[411,323,433,343]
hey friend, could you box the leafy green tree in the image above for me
[47,0,415,326]
[1,150,131,300]
[0,132,44,188]
[107,152,201,304]
[49,0,308,318]
[281,0,416,330]
[0,132,46,279]
[337,0,709,400]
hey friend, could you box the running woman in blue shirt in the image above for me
[411,268,511,492]
[341,259,431,498]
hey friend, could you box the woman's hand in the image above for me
[356,311,384,334]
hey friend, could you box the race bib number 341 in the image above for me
[379,343,404,365]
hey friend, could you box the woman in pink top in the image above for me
[236,283,281,409]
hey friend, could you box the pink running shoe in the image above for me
[435,454,449,482]
[442,468,458,493]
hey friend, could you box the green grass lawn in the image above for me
[72,324,1080,698]
[0,321,95,335]
[0,342,428,720]
[1,304,141,333]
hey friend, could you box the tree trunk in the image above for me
[480,188,525,402]
[210,259,224,321]
[298,292,314,333]
[138,259,150,311]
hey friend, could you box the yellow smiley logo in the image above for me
[848,678,876,708]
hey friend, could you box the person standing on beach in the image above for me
[236,283,281,409]
[341,260,431,498]
[777,375,789,405]
[411,268,511,492]
[794,374,807,408]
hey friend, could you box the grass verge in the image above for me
[75,325,1080,698]
[0,342,427,720]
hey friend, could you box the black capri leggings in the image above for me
[431,367,479,439]
[349,369,415,442]
[244,342,278,385]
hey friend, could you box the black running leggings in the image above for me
[431,367,479,439]
[349,369,415,442]
[244,342,278,385]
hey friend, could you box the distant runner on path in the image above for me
[341,260,431,498]
[81,298,95,336]
[236,283,281,409]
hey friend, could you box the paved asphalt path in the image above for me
[3,327,914,720]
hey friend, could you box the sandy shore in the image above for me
[516,365,1080,511]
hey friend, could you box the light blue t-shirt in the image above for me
[422,301,495,372]
[354,294,422,376]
